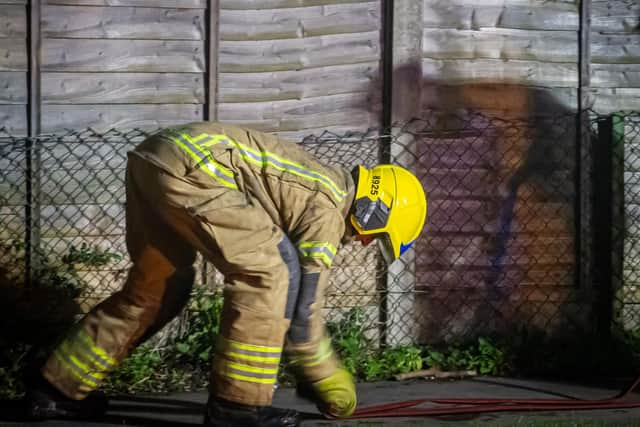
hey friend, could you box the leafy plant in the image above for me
[104,344,163,393]
[61,242,122,267]
[326,307,375,375]
[425,337,513,376]
[0,343,29,400]
[363,345,423,381]
[171,290,224,364]
[0,240,123,398]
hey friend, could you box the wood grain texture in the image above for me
[0,104,27,135]
[423,0,579,31]
[0,38,27,71]
[218,92,378,127]
[43,72,205,104]
[592,64,640,88]
[220,0,375,10]
[276,121,378,141]
[44,0,206,7]
[220,3,380,40]
[218,62,379,102]
[422,58,578,87]
[0,5,26,38]
[592,0,640,33]
[423,28,578,63]
[591,34,640,64]
[42,6,205,40]
[420,85,578,114]
[588,88,640,113]
[0,72,26,104]
[42,104,203,131]
[219,32,380,72]
[42,39,205,72]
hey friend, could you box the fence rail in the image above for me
[1,110,638,346]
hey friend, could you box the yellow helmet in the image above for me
[350,165,427,264]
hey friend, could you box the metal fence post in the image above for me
[26,0,41,286]
[24,138,41,286]
[594,114,625,339]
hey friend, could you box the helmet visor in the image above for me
[376,233,396,265]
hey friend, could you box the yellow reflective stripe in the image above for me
[226,351,281,364]
[168,133,238,190]
[226,361,278,375]
[182,134,236,181]
[298,241,337,254]
[226,372,277,384]
[298,241,338,267]
[68,354,107,380]
[194,133,347,202]
[53,350,98,388]
[221,337,282,363]
[77,331,115,368]
[226,338,281,354]
[59,341,108,379]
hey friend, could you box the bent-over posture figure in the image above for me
[26,122,427,427]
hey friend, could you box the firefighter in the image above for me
[25,122,427,426]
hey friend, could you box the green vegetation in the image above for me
[2,242,640,399]
[0,242,124,399]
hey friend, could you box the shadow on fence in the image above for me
[0,110,639,353]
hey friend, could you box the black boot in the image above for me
[204,397,299,427]
[24,374,108,420]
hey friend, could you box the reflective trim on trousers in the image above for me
[217,338,282,385]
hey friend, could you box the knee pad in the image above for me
[298,367,356,419]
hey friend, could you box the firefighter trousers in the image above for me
[41,155,339,407]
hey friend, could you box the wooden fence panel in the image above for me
[44,0,206,7]
[42,6,205,39]
[217,1,382,134]
[42,104,203,132]
[0,2,27,136]
[43,73,205,104]
[589,0,640,112]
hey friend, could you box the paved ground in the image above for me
[2,376,640,426]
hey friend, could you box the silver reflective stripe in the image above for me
[228,367,277,380]
[229,347,282,358]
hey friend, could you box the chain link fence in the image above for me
[0,110,638,348]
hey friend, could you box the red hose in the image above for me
[351,375,640,418]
